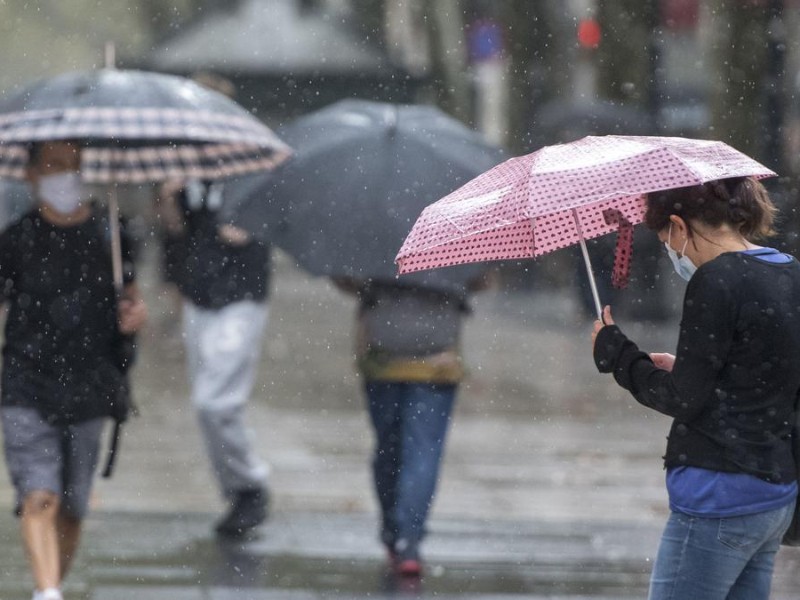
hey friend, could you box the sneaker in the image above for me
[395,557,422,577]
[32,589,63,600]
[214,487,269,537]
[392,539,422,577]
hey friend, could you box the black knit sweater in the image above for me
[594,251,800,484]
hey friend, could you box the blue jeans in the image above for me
[364,382,456,553]
[649,502,795,600]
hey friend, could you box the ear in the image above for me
[669,215,690,238]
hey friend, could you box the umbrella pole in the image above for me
[107,186,124,295]
[572,208,603,321]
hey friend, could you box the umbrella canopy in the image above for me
[0,69,291,184]
[230,99,504,295]
[395,135,776,313]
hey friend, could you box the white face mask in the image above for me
[664,223,697,281]
[38,172,84,215]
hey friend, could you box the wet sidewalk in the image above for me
[1,251,800,598]
[3,509,800,599]
[1,509,663,599]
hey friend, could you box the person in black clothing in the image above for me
[0,141,147,600]
[157,176,271,537]
[592,177,800,599]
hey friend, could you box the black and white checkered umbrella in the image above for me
[0,68,291,183]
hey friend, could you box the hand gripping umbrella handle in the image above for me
[572,208,603,321]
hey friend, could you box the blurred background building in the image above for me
[1,0,800,312]
[1,0,798,167]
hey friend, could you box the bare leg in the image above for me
[57,513,82,580]
[20,491,61,591]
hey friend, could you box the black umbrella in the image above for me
[230,99,504,294]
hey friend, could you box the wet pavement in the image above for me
[2,247,800,598]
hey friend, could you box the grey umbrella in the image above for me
[229,99,504,294]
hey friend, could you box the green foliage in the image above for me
[0,1,204,93]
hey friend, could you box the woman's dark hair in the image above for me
[644,177,777,241]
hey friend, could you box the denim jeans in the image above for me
[364,382,456,554]
[648,501,795,600]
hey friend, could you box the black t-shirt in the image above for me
[169,181,270,309]
[0,208,135,423]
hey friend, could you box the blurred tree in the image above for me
[0,2,150,91]
[137,0,228,40]
[498,0,563,153]
[596,0,656,110]
[703,0,772,162]
[350,0,387,49]
[423,0,472,121]
[353,1,471,121]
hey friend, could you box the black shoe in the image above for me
[214,488,269,537]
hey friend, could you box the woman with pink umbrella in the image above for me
[593,177,799,599]
[396,135,800,599]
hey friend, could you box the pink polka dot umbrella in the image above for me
[395,135,776,319]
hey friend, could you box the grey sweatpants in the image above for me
[183,300,269,499]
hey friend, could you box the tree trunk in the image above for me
[136,0,210,39]
[500,0,562,153]
[595,0,652,105]
[422,0,471,122]
[703,0,770,161]
[350,0,387,51]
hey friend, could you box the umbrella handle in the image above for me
[572,209,603,321]
[107,186,124,295]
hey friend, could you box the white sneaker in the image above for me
[32,588,63,600]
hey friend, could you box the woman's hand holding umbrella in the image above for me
[591,305,615,347]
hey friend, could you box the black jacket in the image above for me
[595,251,800,483]
[168,181,270,310]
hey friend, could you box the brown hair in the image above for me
[644,177,777,241]
[26,140,81,168]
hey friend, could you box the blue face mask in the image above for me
[665,223,697,281]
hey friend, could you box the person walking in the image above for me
[157,177,271,538]
[155,71,272,538]
[592,177,800,599]
[336,277,485,577]
[0,140,147,600]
